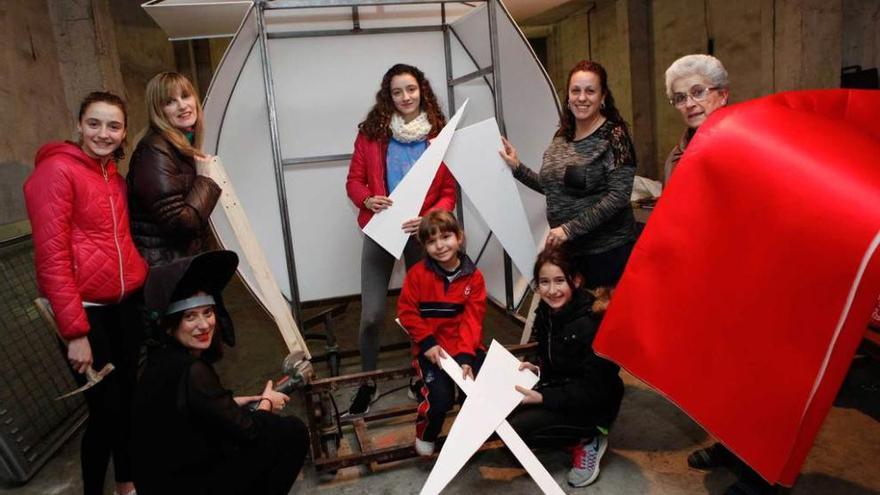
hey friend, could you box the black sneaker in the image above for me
[408,378,424,402]
[346,382,378,416]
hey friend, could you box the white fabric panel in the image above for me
[283,160,361,300]
[357,4,474,28]
[269,33,449,158]
[203,5,258,154]
[214,46,293,299]
[266,7,357,32]
[142,0,252,40]
[265,4,475,33]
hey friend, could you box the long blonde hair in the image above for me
[144,72,204,158]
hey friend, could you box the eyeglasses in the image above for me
[669,86,721,107]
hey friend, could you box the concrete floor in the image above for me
[2,278,879,494]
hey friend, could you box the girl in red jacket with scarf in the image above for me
[24,92,147,495]
[345,63,456,415]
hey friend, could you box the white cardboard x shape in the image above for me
[419,340,565,495]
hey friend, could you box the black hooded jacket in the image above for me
[532,289,623,426]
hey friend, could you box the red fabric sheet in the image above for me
[593,89,880,486]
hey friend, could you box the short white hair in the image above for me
[665,54,729,98]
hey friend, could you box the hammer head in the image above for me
[55,363,115,400]
[281,350,313,388]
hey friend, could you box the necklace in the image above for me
[574,115,606,141]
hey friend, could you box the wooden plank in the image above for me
[201,157,310,358]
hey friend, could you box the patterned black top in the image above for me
[514,120,637,255]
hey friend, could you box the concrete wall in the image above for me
[523,0,870,180]
[1,0,228,236]
[1,0,71,226]
[842,0,880,71]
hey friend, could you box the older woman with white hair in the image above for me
[663,54,729,183]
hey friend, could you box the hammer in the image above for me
[34,297,115,400]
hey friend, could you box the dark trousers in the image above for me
[212,415,309,495]
[413,350,485,442]
[359,235,423,371]
[508,405,598,449]
[138,415,309,495]
[575,241,634,289]
[75,294,143,495]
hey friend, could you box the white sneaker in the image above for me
[414,437,435,456]
[567,435,608,487]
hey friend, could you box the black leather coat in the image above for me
[127,129,221,266]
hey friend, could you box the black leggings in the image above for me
[508,405,598,449]
[75,295,142,495]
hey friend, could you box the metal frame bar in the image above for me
[441,4,467,229]
[485,0,515,311]
[448,66,494,86]
[268,24,442,39]
[257,2,303,323]
[282,153,353,167]
[265,0,486,9]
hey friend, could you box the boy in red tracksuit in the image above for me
[398,210,487,456]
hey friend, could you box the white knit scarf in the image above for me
[389,111,432,143]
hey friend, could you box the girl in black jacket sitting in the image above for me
[510,246,624,489]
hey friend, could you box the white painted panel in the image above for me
[283,160,361,300]
[142,0,252,40]
[215,45,292,299]
[266,7,356,32]
[269,32,449,159]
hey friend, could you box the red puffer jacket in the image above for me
[345,132,456,228]
[24,142,148,339]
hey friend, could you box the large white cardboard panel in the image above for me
[215,43,293,299]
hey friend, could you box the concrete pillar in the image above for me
[841,0,880,74]
[616,0,656,178]
[1,0,71,228]
[45,0,125,130]
[768,0,843,91]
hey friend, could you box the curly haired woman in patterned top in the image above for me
[500,60,637,288]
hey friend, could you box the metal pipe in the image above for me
[448,66,494,86]
[441,4,466,229]
[282,153,353,167]
[268,24,442,39]
[448,26,495,99]
[256,1,303,324]
[265,0,486,9]
[485,0,514,311]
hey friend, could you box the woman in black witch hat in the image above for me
[131,250,308,495]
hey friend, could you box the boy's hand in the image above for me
[515,385,543,405]
[424,345,446,365]
[461,364,474,381]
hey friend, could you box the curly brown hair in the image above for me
[358,64,446,141]
[556,60,630,142]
